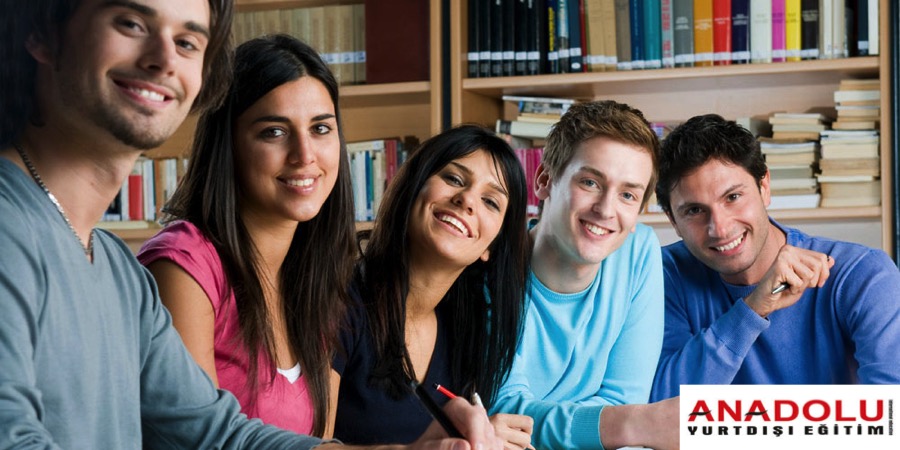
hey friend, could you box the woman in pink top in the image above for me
[138,35,355,437]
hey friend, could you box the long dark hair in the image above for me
[360,125,529,407]
[164,34,355,437]
[1,0,233,147]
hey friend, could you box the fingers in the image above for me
[748,246,833,317]
[489,414,534,450]
[442,397,503,450]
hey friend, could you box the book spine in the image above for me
[854,0,868,56]
[584,0,604,71]
[785,0,802,60]
[832,0,846,58]
[750,0,772,63]
[568,0,585,71]
[672,0,694,66]
[557,0,571,72]
[547,0,560,73]
[771,0,786,62]
[712,0,732,65]
[515,0,529,74]
[527,0,543,75]
[491,0,505,76]
[469,0,481,77]
[800,0,819,59]
[615,0,633,69]
[643,0,662,69]
[600,0,618,70]
[480,0,493,76]
[629,0,645,69]
[504,0,517,75]
[693,0,714,66]
[867,0,877,55]
[661,0,675,67]
[731,0,750,64]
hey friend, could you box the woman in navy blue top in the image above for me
[333,125,532,447]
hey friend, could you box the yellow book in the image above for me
[785,0,801,61]
[693,0,714,66]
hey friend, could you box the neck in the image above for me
[13,127,142,244]
[406,261,461,321]
[529,224,600,293]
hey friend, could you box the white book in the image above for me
[819,0,833,58]
[750,1,772,63]
[868,0,878,55]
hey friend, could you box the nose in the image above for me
[707,206,728,238]
[592,191,614,218]
[138,33,178,76]
[452,189,476,215]
[287,133,316,166]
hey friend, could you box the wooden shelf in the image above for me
[462,57,879,98]
[236,0,360,12]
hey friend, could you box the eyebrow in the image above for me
[103,0,211,39]
[674,182,744,214]
[449,161,509,198]
[250,113,336,125]
[577,165,646,191]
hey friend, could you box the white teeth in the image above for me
[714,235,743,252]
[439,214,469,237]
[131,87,165,101]
[286,178,314,187]
[584,222,609,236]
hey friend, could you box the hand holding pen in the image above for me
[746,246,834,318]
[434,384,535,450]
[408,381,503,450]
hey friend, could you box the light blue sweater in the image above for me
[490,224,664,449]
[651,220,900,401]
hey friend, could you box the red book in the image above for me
[127,173,144,221]
[365,0,429,83]
[712,0,732,65]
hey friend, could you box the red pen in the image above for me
[433,383,457,400]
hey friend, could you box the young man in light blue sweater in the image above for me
[650,114,900,401]
[490,101,679,450]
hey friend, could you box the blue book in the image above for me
[643,0,662,68]
[730,0,750,63]
[629,0,644,69]
[567,0,583,71]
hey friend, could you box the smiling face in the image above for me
[31,0,210,150]
[408,149,510,269]
[667,158,782,285]
[535,136,653,269]
[233,76,341,227]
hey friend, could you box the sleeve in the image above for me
[490,230,666,450]
[136,268,324,449]
[136,223,225,312]
[0,198,63,448]
[836,249,900,384]
[650,255,769,401]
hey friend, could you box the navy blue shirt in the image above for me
[333,283,459,444]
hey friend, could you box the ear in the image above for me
[25,34,54,65]
[479,248,490,262]
[534,163,552,201]
[760,170,772,208]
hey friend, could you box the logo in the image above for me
[680,385,900,449]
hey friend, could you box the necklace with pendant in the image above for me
[13,142,93,257]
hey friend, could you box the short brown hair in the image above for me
[542,100,660,209]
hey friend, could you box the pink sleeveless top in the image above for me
[138,221,314,434]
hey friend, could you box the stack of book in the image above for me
[816,130,880,207]
[347,137,415,222]
[831,79,881,130]
[496,95,579,140]
[768,112,829,141]
[759,138,819,209]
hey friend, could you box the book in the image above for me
[834,89,881,103]
[365,0,430,83]
[468,0,481,77]
[503,0,517,76]
[491,0,504,76]
[731,0,750,64]
[600,0,619,70]
[772,131,822,140]
[854,0,869,56]
[750,1,772,63]
[615,0,633,69]
[867,0,878,55]
[568,0,585,72]
[819,0,834,58]
[832,0,846,58]
[711,0,731,65]
[547,0,561,73]
[672,0,694,66]
[660,0,675,67]
[800,0,819,59]
[496,119,554,138]
[769,193,820,209]
[820,143,879,159]
[785,0,802,61]
[819,157,879,176]
[629,0,645,69]
[819,179,880,207]
[643,0,663,69]
[831,120,878,130]
[480,0,493,77]
[771,0,786,62]
[693,0,714,66]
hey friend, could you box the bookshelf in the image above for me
[111,0,444,250]
[450,0,893,254]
